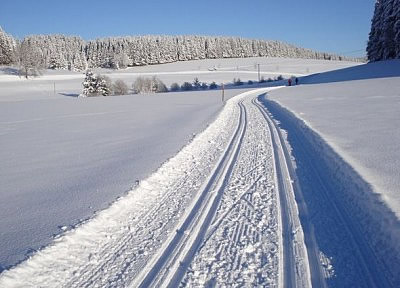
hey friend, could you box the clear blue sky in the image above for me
[0,0,375,57]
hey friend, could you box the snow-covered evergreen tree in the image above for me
[0,26,16,65]
[96,75,112,96]
[394,0,400,57]
[368,0,400,61]
[81,70,97,96]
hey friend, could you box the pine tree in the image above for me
[382,0,396,59]
[82,70,97,96]
[394,0,400,57]
[0,26,16,65]
[368,0,400,61]
[96,75,111,96]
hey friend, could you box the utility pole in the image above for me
[221,83,225,103]
[257,64,260,82]
[53,82,56,96]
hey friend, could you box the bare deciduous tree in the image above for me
[113,79,129,95]
[18,39,43,78]
[133,76,167,94]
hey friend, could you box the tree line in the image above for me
[367,0,400,61]
[0,26,358,77]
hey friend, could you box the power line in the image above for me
[338,49,366,55]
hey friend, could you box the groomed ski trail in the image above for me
[0,88,311,288]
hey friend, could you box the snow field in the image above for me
[0,89,246,287]
[0,89,246,270]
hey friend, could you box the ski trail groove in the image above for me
[252,97,315,287]
[181,91,310,287]
[135,100,248,288]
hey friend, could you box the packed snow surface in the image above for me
[268,60,400,217]
[0,57,360,272]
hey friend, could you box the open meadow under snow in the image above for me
[0,57,360,271]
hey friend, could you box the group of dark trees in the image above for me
[1,26,355,76]
[367,0,400,61]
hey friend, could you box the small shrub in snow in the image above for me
[200,82,208,90]
[193,77,201,90]
[133,77,152,94]
[113,79,129,95]
[233,78,243,86]
[259,76,266,83]
[170,83,180,92]
[277,75,284,81]
[248,80,254,85]
[133,76,167,94]
[181,82,193,91]
[209,82,218,89]
[154,77,168,93]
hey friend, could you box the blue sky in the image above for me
[1,0,375,57]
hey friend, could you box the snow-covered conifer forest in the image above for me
[367,0,400,61]
[0,26,357,71]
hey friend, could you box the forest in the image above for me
[0,26,355,73]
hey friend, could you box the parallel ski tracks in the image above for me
[253,97,316,288]
[134,100,248,288]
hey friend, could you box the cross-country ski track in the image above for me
[0,87,389,287]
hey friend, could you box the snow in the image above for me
[265,59,400,286]
[0,88,301,287]
[268,59,400,218]
[0,57,360,273]
[0,89,246,270]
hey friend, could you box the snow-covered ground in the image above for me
[265,59,400,286]
[0,57,361,278]
[268,60,400,219]
[0,57,360,102]
[0,88,314,288]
